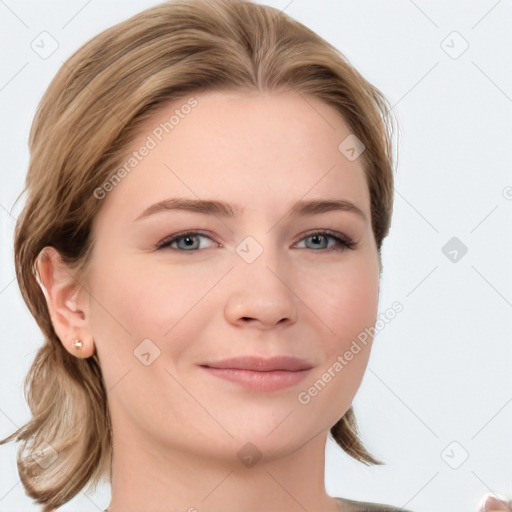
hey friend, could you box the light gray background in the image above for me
[1,1,511,511]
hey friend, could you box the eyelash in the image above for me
[156,230,355,252]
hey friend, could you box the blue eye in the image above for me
[156,230,354,252]
[156,231,218,251]
[294,231,354,251]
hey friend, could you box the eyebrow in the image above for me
[134,197,367,222]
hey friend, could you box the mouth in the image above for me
[199,356,313,392]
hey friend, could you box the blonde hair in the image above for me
[1,0,396,509]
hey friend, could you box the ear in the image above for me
[35,246,95,358]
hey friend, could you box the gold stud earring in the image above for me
[73,339,83,349]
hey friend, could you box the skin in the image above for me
[480,495,512,511]
[38,89,381,512]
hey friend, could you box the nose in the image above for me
[224,249,299,330]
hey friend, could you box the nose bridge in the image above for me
[224,235,299,328]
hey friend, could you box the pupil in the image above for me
[308,235,327,249]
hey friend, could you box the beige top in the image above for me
[103,498,411,512]
[336,497,412,511]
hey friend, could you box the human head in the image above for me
[1,1,395,510]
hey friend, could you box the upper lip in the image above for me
[201,356,312,372]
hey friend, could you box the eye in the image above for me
[156,231,218,251]
[156,229,355,252]
[294,230,355,251]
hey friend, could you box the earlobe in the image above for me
[35,246,95,358]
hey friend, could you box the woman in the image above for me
[1,0,412,510]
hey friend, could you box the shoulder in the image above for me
[335,496,413,512]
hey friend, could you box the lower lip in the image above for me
[200,367,311,392]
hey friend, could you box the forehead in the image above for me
[95,89,370,226]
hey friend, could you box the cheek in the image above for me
[116,258,227,334]
[296,251,379,349]
[332,265,379,340]
[87,253,224,364]
[293,256,379,427]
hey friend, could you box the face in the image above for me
[84,89,380,463]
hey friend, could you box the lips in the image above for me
[200,356,312,372]
[199,356,313,392]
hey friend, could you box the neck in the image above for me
[106,423,341,512]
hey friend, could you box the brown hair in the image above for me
[1,0,396,509]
